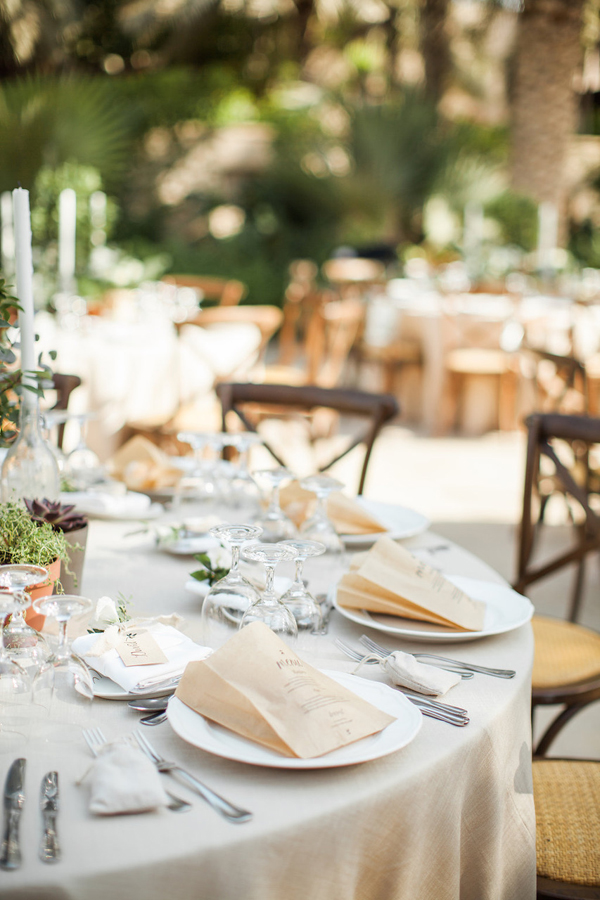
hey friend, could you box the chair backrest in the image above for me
[162,275,247,306]
[216,382,399,494]
[519,347,589,416]
[181,305,283,364]
[50,373,82,449]
[304,298,364,388]
[322,258,386,286]
[514,412,600,619]
[277,260,320,366]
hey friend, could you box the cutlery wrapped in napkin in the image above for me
[337,536,485,632]
[108,435,183,492]
[175,622,396,758]
[357,651,461,696]
[73,621,212,693]
[78,743,170,816]
[280,481,386,535]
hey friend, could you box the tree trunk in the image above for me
[510,0,584,239]
[420,0,452,103]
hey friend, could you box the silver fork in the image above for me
[134,731,253,824]
[82,728,191,813]
[334,640,469,726]
[359,635,516,679]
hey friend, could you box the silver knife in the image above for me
[0,758,26,870]
[39,772,60,863]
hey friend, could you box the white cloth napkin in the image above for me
[79,744,170,816]
[73,623,212,692]
[364,651,461,697]
[61,490,152,518]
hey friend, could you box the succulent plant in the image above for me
[24,498,88,534]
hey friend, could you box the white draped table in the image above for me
[1,509,535,900]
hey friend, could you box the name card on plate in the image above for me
[337,536,485,631]
[116,630,168,667]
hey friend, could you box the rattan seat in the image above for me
[533,616,600,689]
[534,759,600,888]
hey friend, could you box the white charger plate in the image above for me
[341,499,429,547]
[90,671,178,700]
[333,575,533,643]
[167,670,422,769]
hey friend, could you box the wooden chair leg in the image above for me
[534,700,596,756]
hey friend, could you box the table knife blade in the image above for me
[39,771,60,863]
[0,757,26,870]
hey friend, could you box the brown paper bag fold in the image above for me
[175,622,396,758]
[279,482,386,534]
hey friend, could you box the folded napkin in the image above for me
[357,651,461,697]
[62,489,152,518]
[337,536,485,632]
[279,482,386,535]
[79,743,170,816]
[73,622,212,693]
[108,435,183,492]
[176,621,396,759]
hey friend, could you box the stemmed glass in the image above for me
[253,468,298,542]
[200,524,262,648]
[280,540,326,631]
[65,413,103,490]
[177,431,224,502]
[0,591,32,740]
[0,564,51,665]
[32,594,95,704]
[240,542,298,641]
[224,432,263,510]
[299,475,345,553]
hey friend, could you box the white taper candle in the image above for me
[11,187,36,391]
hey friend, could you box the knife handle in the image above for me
[0,808,22,870]
[40,812,60,863]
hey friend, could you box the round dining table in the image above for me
[1,504,535,900]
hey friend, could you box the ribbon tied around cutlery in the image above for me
[354,651,461,697]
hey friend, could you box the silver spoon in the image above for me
[128,696,173,712]
[140,711,168,726]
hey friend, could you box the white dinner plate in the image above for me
[167,670,422,769]
[340,499,430,547]
[160,535,220,556]
[90,671,177,700]
[61,491,163,521]
[333,575,534,643]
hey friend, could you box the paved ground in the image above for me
[327,425,600,759]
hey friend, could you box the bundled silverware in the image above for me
[358,635,516,679]
[39,772,60,863]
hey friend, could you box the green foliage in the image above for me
[485,191,538,252]
[0,502,70,568]
[191,551,229,586]
[0,75,133,193]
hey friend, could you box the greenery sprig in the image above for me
[190,552,229,587]
[0,501,71,569]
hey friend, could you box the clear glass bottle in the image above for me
[0,393,60,503]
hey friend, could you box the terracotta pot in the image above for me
[57,525,88,596]
[24,557,62,632]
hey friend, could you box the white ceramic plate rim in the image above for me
[167,670,422,769]
[333,575,533,643]
[341,499,430,546]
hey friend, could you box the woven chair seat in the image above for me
[532,616,600,689]
[534,760,600,886]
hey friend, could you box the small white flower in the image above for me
[209,546,232,569]
[89,596,120,630]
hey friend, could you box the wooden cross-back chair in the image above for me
[520,347,589,417]
[216,382,399,494]
[161,275,247,307]
[49,373,82,449]
[514,413,600,756]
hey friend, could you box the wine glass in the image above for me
[223,432,263,511]
[279,540,326,631]
[32,594,94,704]
[240,542,298,641]
[200,524,262,648]
[0,591,32,740]
[0,564,51,665]
[253,468,298,542]
[177,431,223,502]
[65,413,103,490]
[299,474,345,553]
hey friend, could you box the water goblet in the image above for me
[223,432,263,511]
[200,524,262,648]
[32,594,95,704]
[253,467,298,542]
[0,591,32,740]
[279,540,326,631]
[299,475,345,554]
[65,413,103,490]
[177,431,222,503]
[0,564,52,665]
[240,542,298,641]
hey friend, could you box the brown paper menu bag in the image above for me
[337,536,485,632]
[175,622,396,759]
[279,481,386,535]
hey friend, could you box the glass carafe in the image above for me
[1,393,60,503]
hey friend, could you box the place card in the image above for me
[115,629,168,667]
[337,536,485,631]
[176,622,395,758]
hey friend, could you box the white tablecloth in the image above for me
[1,509,535,900]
